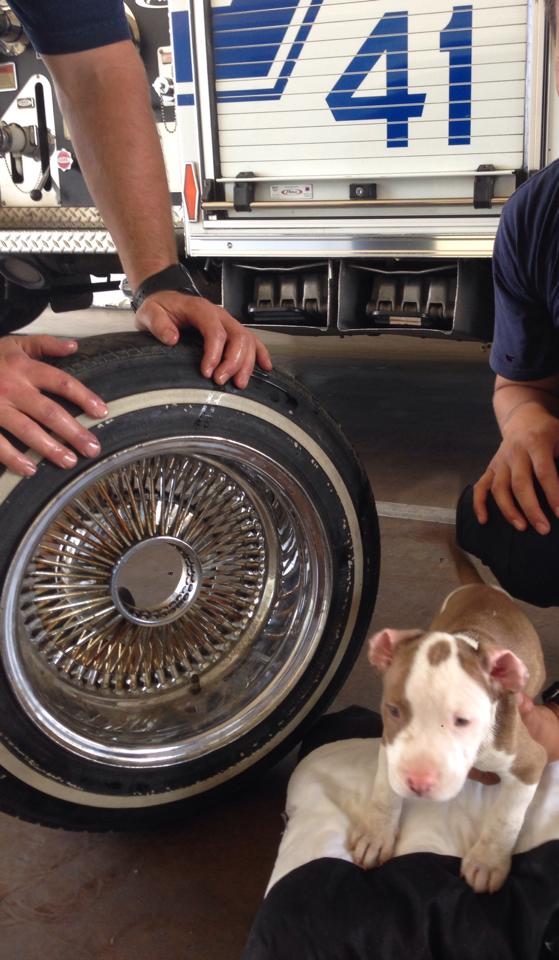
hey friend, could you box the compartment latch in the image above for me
[473,164,496,209]
[233,172,255,212]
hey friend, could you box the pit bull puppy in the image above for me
[349,551,547,894]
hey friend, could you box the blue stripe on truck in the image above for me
[171,10,193,85]
[214,0,324,103]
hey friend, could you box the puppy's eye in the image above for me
[454,716,470,727]
[386,704,401,719]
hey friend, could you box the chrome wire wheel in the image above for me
[2,438,332,768]
[0,335,378,828]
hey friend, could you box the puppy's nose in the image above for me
[406,770,438,796]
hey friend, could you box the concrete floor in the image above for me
[2,316,559,959]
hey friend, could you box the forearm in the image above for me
[493,374,559,434]
[44,40,177,289]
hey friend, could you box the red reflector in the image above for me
[184,164,199,221]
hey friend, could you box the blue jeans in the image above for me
[456,481,559,607]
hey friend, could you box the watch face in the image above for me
[543,681,559,704]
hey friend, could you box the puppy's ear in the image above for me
[486,648,530,693]
[368,629,422,671]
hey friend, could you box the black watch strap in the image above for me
[131,264,200,312]
[542,681,559,706]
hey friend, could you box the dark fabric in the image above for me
[490,160,559,382]
[242,850,559,960]
[7,0,130,54]
[243,708,559,960]
[456,482,559,607]
[298,705,383,762]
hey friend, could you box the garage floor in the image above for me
[2,317,559,960]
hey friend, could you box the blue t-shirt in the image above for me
[490,159,559,382]
[8,0,130,54]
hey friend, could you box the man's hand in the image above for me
[517,694,559,763]
[468,694,559,786]
[135,291,273,390]
[473,401,559,534]
[0,335,108,476]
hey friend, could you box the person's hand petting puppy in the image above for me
[517,694,559,763]
[469,694,559,786]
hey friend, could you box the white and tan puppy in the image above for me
[349,553,547,894]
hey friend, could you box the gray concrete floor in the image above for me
[2,316,558,959]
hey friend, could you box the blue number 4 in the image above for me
[327,7,473,149]
[326,11,426,148]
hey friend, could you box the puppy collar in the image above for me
[455,632,479,651]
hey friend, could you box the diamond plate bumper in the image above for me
[0,207,184,254]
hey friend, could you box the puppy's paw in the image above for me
[461,840,512,894]
[348,819,398,869]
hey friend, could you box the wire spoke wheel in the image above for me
[4,439,331,767]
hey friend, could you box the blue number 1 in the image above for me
[327,7,473,149]
[440,5,473,145]
[326,11,426,148]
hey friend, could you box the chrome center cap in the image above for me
[111,536,202,626]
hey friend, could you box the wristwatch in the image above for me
[542,681,559,711]
[131,263,200,312]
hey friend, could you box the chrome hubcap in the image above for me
[111,536,202,627]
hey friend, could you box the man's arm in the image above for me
[43,40,272,388]
[44,41,175,291]
[493,373,559,432]
[473,372,559,533]
[0,31,272,473]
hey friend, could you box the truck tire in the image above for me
[0,333,379,830]
[0,278,50,334]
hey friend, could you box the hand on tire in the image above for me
[473,404,559,534]
[0,335,108,476]
[134,291,273,389]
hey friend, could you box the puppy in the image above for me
[349,549,547,893]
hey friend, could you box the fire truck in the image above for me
[0,0,548,338]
